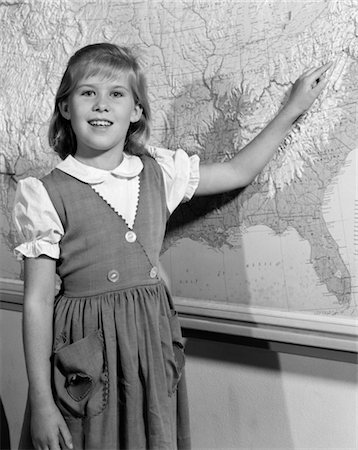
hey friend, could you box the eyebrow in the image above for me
[76,83,130,91]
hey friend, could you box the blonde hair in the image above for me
[48,43,151,159]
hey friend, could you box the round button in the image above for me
[107,269,119,283]
[125,231,137,243]
[149,266,158,278]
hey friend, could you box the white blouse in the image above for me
[13,146,200,260]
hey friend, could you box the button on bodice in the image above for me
[107,269,120,283]
[125,230,137,243]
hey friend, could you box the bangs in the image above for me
[73,58,132,84]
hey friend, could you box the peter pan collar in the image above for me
[57,153,143,184]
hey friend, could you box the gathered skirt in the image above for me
[19,281,191,450]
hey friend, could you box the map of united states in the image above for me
[0,0,357,316]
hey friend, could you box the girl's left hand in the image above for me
[284,62,333,119]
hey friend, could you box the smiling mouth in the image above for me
[88,120,113,127]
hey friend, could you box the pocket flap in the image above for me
[54,330,104,381]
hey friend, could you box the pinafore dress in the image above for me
[19,155,191,450]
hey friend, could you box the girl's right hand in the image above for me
[31,403,73,450]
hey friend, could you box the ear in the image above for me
[130,104,143,123]
[59,101,71,120]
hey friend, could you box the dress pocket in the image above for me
[160,310,185,397]
[52,330,109,418]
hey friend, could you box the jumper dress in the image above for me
[19,155,191,450]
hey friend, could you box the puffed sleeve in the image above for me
[13,177,64,260]
[147,146,200,214]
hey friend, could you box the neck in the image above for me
[74,149,124,170]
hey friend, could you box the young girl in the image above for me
[14,43,331,450]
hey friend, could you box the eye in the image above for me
[111,91,124,98]
[81,90,95,97]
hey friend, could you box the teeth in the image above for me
[89,120,112,127]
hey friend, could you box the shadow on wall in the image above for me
[182,334,295,450]
[161,76,271,306]
[184,331,276,364]
[1,397,11,450]
[160,77,294,447]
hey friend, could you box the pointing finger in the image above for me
[306,62,333,81]
[305,62,333,90]
[301,66,317,78]
[299,62,332,83]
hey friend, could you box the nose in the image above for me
[92,94,109,112]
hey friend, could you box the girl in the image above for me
[14,43,331,450]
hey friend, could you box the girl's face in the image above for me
[60,70,142,161]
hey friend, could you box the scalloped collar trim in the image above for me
[57,153,143,184]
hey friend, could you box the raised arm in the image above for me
[195,62,332,196]
[23,256,72,450]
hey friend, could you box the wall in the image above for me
[185,336,357,450]
[1,308,357,450]
[0,309,27,450]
